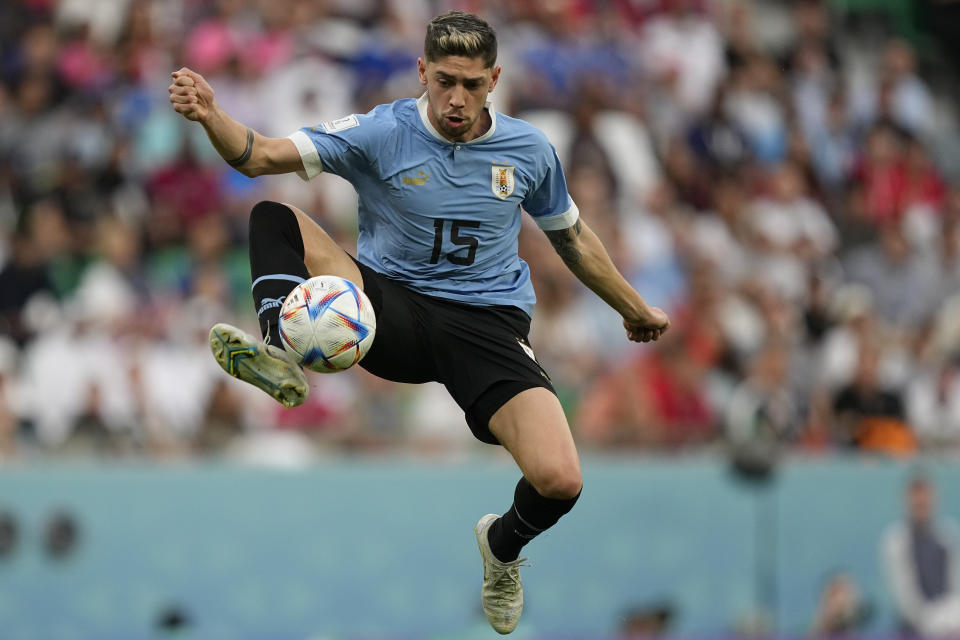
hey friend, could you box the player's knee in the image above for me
[249,200,293,234]
[532,467,582,500]
[249,200,308,260]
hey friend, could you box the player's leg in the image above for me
[422,299,578,633]
[249,200,362,346]
[488,386,582,537]
[492,390,582,498]
[472,387,581,634]
[210,200,361,408]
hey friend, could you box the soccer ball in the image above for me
[278,275,376,373]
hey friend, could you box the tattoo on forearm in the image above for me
[545,219,583,266]
[227,127,254,167]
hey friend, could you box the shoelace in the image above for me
[489,557,530,605]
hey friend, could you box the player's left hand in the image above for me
[623,307,670,343]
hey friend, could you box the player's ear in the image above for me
[488,65,501,92]
[417,58,428,86]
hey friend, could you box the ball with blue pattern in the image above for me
[278,276,376,373]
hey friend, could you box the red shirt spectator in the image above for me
[902,138,946,212]
[577,331,716,449]
[852,123,907,224]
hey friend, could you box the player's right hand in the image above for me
[169,67,215,123]
[623,306,670,343]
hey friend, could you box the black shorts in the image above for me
[351,259,555,445]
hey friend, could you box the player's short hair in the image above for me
[424,11,497,69]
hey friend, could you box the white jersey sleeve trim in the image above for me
[532,201,580,231]
[287,130,324,181]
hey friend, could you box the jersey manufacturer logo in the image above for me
[402,171,430,186]
[321,114,359,132]
[491,165,515,200]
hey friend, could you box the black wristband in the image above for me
[227,127,254,168]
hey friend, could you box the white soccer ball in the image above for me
[278,275,376,373]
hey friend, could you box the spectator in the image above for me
[688,175,754,287]
[723,54,787,165]
[906,353,960,451]
[641,0,726,117]
[576,328,717,450]
[844,222,936,331]
[790,38,836,146]
[851,123,907,225]
[882,475,960,637]
[810,571,871,637]
[619,601,675,639]
[748,162,838,302]
[877,40,934,138]
[686,84,751,173]
[901,137,946,216]
[783,0,840,73]
[831,346,913,454]
[0,229,54,345]
[807,89,857,193]
[725,340,805,447]
[920,211,960,305]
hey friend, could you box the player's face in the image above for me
[418,55,500,142]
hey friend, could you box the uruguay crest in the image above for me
[491,165,515,200]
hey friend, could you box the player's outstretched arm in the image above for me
[168,67,303,177]
[544,219,670,343]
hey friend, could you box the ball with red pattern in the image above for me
[278,276,376,373]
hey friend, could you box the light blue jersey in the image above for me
[287,95,579,317]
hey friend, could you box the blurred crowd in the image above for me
[1,0,959,462]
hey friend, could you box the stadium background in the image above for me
[2,0,960,638]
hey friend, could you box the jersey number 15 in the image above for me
[430,219,480,266]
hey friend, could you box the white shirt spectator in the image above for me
[518,109,662,206]
[906,360,960,449]
[883,517,960,637]
[749,196,838,258]
[642,11,726,116]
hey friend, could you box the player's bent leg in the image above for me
[248,200,312,346]
[474,387,582,634]
[209,200,367,409]
[205,201,312,408]
[249,201,365,346]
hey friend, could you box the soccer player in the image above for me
[169,11,669,634]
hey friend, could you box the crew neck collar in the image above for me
[416,93,497,144]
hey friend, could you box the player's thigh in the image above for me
[281,202,363,287]
[489,387,582,499]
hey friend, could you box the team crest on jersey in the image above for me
[491,165,515,200]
